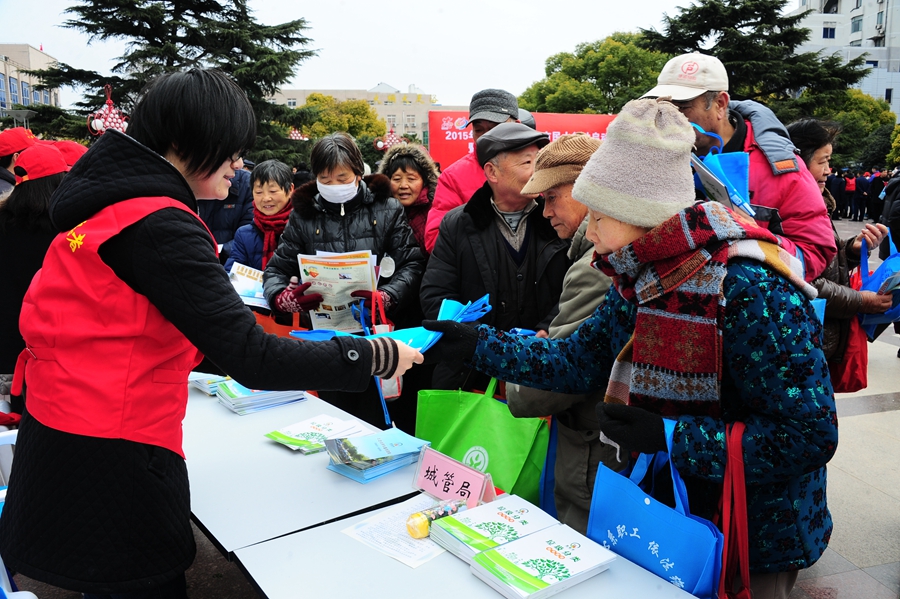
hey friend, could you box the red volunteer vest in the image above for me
[12,197,215,458]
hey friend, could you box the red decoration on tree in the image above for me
[88,84,128,136]
[288,128,308,141]
[374,127,406,152]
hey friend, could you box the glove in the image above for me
[421,320,479,365]
[274,282,323,313]
[350,289,393,311]
[859,290,894,314]
[596,403,667,454]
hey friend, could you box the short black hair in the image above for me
[0,154,13,170]
[0,172,65,233]
[310,132,364,177]
[128,68,256,178]
[250,160,293,194]
[785,119,839,167]
[382,153,427,181]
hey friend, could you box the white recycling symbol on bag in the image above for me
[463,446,489,472]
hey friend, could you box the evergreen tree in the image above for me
[638,0,869,119]
[26,0,315,162]
[519,33,671,115]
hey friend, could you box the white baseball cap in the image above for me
[642,53,729,101]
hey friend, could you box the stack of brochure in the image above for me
[471,523,616,599]
[324,428,428,483]
[188,372,231,396]
[430,495,559,564]
[215,380,311,415]
[265,414,368,454]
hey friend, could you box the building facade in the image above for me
[0,44,62,111]
[791,0,900,118]
[268,83,467,146]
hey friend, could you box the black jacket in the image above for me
[262,175,425,317]
[0,130,374,594]
[882,175,900,258]
[421,183,570,389]
[197,168,253,262]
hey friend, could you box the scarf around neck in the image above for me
[253,204,292,269]
[595,201,816,418]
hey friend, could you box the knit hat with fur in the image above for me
[521,133,601,195]
[572,99,696,228]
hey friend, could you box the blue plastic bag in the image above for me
[586,419,724,599]
[858,238,900,338]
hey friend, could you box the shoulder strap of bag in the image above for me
[719,421,751,599]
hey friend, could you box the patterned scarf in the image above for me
[404,187,432,252]
[253,204,292,269]
[595,202,816,418]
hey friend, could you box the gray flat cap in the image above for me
[476,122,550,167]
[468,89,519,124]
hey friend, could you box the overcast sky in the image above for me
[10,0,692,109]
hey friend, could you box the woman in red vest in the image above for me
[0,69,421,598]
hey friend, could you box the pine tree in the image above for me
[26,0,316,162]
[638,0,869,119]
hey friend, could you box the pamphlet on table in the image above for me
[297,251,377,332]
[430,495,559,563]
[215,380,311,415]
[264,414,368,454]
[471,523,617,599]
[188,372,230,396]
[324,428,428,483]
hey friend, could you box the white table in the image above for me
[183,388,418,553]
[233,503,695,599]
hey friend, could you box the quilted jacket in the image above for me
[0,130,375,594]
[468,260,837,574]
[262,175,425,317]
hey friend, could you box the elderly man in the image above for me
[503,133,622,533]
[421,123,569,391]
[642,53,836,281]
[424,89,520,252]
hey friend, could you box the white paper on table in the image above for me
[341,494,445,568]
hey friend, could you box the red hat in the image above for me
[51,140,89,167]
[13,145,70,184]
[0,127,38,156]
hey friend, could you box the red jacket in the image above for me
[424,151,485,252]
[745,122,836,281]
[13,198,212,457]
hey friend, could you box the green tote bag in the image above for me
[416,379,549,504]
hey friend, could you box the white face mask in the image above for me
[317,179,359,204]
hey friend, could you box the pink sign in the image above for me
[427,111,616,172]
[414,446,492,509]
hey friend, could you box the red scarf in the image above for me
[253,204,292,269]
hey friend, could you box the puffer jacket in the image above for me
[424,151,486,252]
[730,101,836,281]
[813,189,863,361]
[262,174,425,316]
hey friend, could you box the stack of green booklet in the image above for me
[430,495,559,564]
[265,414,367,454]
[471,523,616,598]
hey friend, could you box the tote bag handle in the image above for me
[627,419,692,517]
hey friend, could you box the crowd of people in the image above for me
[0,51,898,599]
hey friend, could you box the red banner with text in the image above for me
[427,111,616,171]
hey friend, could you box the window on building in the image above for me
[867,60,880,67]
[801,0,806,5]
[887,88,893,103]
[849,39,862,46]
[851,15,863,33]
[287,98,297,107]
[823,27,836,38]
[406,114,416,128]
[43,90,49,104]
[32,89,40,104]
[386,114,397,126]
[0,75,6,109]
[10,77,19,104]
[21,81,30,106]
[855,0,862,8]
[877,11,884,24]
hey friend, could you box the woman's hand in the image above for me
[859,290,894,314]
[386,341,423,378]
[274,279,323,313]
[851,223,888,256]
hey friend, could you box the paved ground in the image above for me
[12,217,900,599]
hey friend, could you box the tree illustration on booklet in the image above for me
[521,559,572,583]
[474,522,518,543]
[298,432,326,444]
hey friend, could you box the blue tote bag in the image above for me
[858,238,900,338]
[586,419,724,599]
